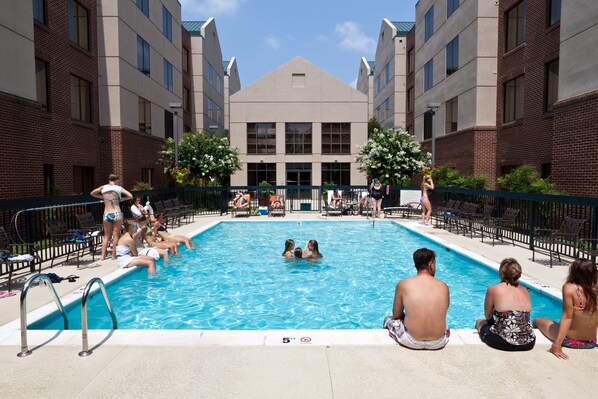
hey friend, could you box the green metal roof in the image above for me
[367,61,375,74]
[222,60,230,75]
[182,21,206,36]
[391,21,415,36]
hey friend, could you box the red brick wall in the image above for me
[551,90,598,197]
[0,0,102,199]
[496,0,560,178]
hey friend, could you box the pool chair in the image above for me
[533,216,586,268]
[0,227,40,292]
[358,191,372,217]
[231,194,251,218]
[45,219,95,268]
[384,202,421,219]
[325,190,343,217]
[268,195,286,217]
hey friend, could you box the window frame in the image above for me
[247,163,276,186]
[548,0,561,27]
[162,5,172,42]
[503,75,525,122]
[33,0,46,24]
[321,123,351,155]
[407,88,414,112]
[68,0,89,51]
[136,0,149,17]
[424,59,434,92]
[163,59,173,92]
[424,6,434,42]
[35,58,49,110]
[247,123,276,154]
[505,1,526,52]
[138,96,151,134]
[321,162,351,186]
[137,35,151,75]
[445,96,458,133]
[407,49,415,74]
[446,35,459,76]
[423,111,433,140]
[544,59,559,112]
[285,123,312,154]
[385,62,390,84]
[447,0,460,18]
[70,74,91,123]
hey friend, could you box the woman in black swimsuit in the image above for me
[370,178,383,218]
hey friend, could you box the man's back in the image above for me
[398,274,449,341]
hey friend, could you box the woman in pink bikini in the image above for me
[90,174,133,260]
[420,175,434,226]
[534,259,598,359]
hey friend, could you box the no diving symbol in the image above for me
[300,337,311,343]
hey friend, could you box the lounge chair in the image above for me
[533,216,586,268]
[268,195,286,217]
[358,191,372,217]
[480,208,520,247]
[325,190,343,217]
[459,204,495,238]
[231,194,251,218]
[384,202,421,219]
[0,227,40,291]
[45,219,95,268]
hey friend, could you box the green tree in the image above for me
[430,166,487,189]
[368,117,382,136]
[159,130,241,186]
[496,165,562,194]
[356,127,430,185]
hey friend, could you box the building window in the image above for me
[385,97,391,113]
[504,75,524,122]
[385,63,390,84]
[68,0,89,50]
[506,1,526,52]
[208,62,213,85]
[321,123,350,155]
[408,49,415,74]
[35,59,48,110]
[286,163,312,198]
[73,166,94,195]
[162,5,172,42]
[541,163,552,179]
[545,59,559,112]
[424,59,433,92]
[423,111,433,140]
[446,35,459,76]
[216,74,222,94]
[445,97,458,133]
[247,123,276,154]
[43,164,54,196]
[33,0,45,24]
[164,110,173,139]
[407,88,414,112]
[141,168,153,186]
[207,98,214,121]
[248,163,276,186]
[163,59,173,92]
[137,35,150,75]
[322,163,351,186]
[70,75,91,122]
[136,0,149,17]
[138,97,151,133]
[182,47,189,73]
[424,6,434,42]
[549,0,561,26]
[285,123,312,154]
[216,105,223,124]
[292,73,305,88]
[376,75,381,94]
[183,87,190,111]
[447,0,460,18]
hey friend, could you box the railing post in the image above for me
[529,201,536,250]
[591,206,598,263]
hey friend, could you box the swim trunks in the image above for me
[562,336,596,349]
[138,247,160,260]
[384,318,450,350]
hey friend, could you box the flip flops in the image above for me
[64,275,80,283]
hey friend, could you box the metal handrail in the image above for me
[79,277,117,357]
[17,274,68,357]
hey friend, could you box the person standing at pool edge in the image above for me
[384,248,450,349]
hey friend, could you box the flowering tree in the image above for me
[356,128,430,185]
[159,130,241,186]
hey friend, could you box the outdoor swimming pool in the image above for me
[30,221,562,330]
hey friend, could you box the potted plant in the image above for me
[258,181,274,206]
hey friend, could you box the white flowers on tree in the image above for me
[159,130,242,186]
[356,128,431,185]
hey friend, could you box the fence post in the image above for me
[25,211,36,272]
[591,206,598,263]
[529,201,536,250]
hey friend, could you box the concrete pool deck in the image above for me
[0,213,596,398]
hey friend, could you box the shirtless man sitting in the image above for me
[384,248,450,350]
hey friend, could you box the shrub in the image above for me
[131,181,153,191]
[428,166,487,189]
[496,165,563,194]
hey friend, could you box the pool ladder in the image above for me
[17,274,117,358]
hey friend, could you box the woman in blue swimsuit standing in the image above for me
[91,174,133,260]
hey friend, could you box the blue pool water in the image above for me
[30,221,562,330]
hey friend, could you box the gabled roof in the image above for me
[367,61,375,73]
[182,21,206,36]
[391,21,415,36]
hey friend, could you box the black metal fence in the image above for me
[1,185,597,279]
